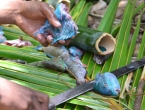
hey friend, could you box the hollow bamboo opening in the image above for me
[59,0,70,10]
[95,33,116,55]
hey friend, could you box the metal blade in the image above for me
[112,57,145,77]
[48,57,145,109]
[48,80,95,109]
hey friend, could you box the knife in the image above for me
[48,57,145,110]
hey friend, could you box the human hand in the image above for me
[0,77,49,110]
[0,0,71,46]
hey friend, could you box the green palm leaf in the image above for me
[1,0,145,109]
[0,60,120,110]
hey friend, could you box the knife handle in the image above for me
[48,101,56,110]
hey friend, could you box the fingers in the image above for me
[28,105,33,110]
[47,35,71,46]
[47,35,53,44]
[35,34,71,47]
[58,40,66,44]
[40,98,49,110]
[40,3,61,28]
[34,90,49,110]
[61,40,71,45]
[32,96,43,110]
[34,33,72,46]
[35,34,49,47]
[51,40,70,47]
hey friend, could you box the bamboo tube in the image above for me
[48,0,70,10]
[70,26,116,55]
[60,0,70,9]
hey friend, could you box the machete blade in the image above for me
[112,57,145,77]
[48,57,145,110]
[48,80,95,109]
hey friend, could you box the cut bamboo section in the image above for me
[48,0,70,10]
[70,26,116,56]
[95,33,116,55]
[60,0,70,9]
